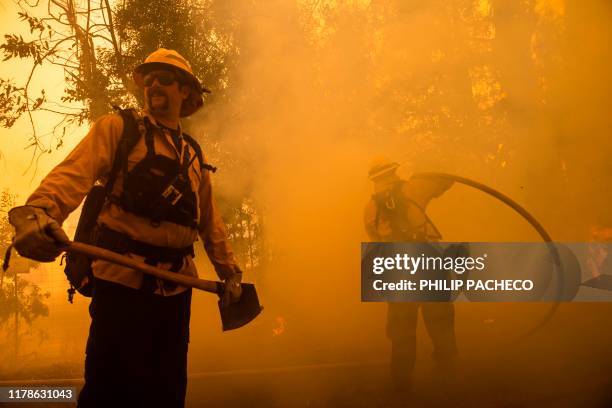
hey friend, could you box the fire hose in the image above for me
[411,172,564,340]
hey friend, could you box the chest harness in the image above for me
[64,108,217,300]
[372,180,442,242]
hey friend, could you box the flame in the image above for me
[590,226,612,241]
[587,226,612,277]
[272,316,286,337]
[559,159,569,183]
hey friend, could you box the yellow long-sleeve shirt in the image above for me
[27,109,238,296]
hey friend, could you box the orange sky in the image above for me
[0,3,86,202]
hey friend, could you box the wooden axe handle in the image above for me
[67,241,221,294]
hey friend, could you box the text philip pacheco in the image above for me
[371,253,534,292]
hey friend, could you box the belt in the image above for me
[94,225,194,262]
[94,225,195,293]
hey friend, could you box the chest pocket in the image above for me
[121,153,198,228]
[118,121,201,228]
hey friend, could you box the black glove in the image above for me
[8,206,70,262]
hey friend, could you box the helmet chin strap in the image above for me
[411,172,564,342]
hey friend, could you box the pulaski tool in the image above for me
[66,241,263,331]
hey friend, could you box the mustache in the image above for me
[149,87,167,97]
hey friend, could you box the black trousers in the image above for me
[78,278,192,408]
[387,302,457,384]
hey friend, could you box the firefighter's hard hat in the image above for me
[133,48,210,117]
[368,156,400,180]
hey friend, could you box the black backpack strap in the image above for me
[144,123,156,159]
[182,132,217,173]
[111,107,147,195]
[64,107,144,301]
[181,133,203,168]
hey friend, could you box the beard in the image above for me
[147,87,170,113]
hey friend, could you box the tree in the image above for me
[0,0,236,156]
[0,189,48,368]
[0,188,16,252]
[0,0,267,269]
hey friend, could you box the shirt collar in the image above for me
[141,108,183,136]
[141,108,185,157]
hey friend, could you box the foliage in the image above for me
[1,0,597,259]
[114,0,236,101]
[223,197,265,271]
[0,276,50,328]
[0,188,48,368]
[0,0,237,156]
[0,188,17,249]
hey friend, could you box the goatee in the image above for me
[148,88,170,113]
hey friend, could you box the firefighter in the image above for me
[8,49,242,408]
[363,157,458,391]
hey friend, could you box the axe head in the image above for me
[218,283,263,331]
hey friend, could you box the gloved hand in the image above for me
[8,206,70,262]
[221,266,242,308]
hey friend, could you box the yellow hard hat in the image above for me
[368,156,400,180]
[133,48,210,117]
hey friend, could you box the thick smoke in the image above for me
[1,0,611,405]
[187,0,612,404]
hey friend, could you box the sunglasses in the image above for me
[143,71,179,87]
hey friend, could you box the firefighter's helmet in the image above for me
[368,156,400,180]
[133,48,210,117]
